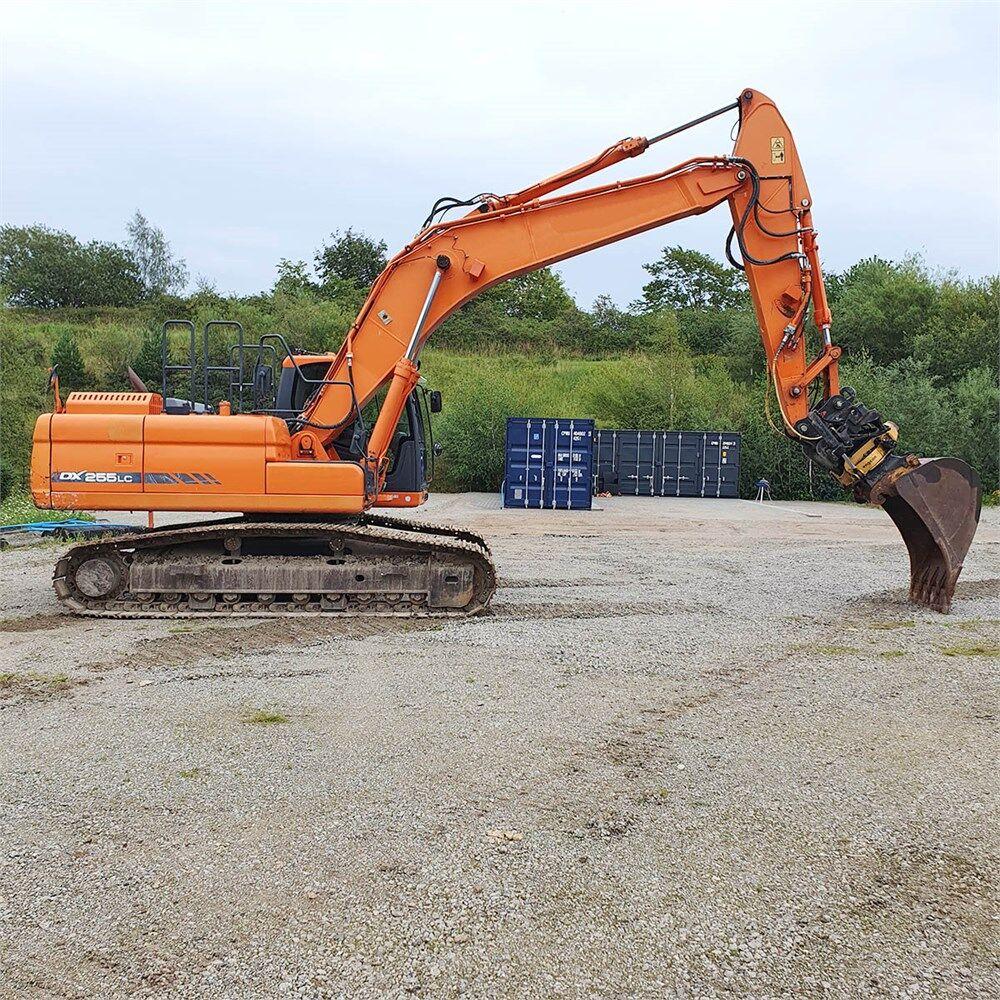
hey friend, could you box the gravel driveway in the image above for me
[1,494,997,999]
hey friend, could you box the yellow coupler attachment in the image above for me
[797,388,982,614]
[872,458,982,613]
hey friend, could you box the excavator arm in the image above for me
[298,91,834,454]
[298,88,980,611]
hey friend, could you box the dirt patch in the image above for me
[585,807,636,839]
[0,613,76,633]
[81,615,445,671]
[846,842,998,935]
[954,577,1000,600]
[849,577,1000,616]
[0,670,88,703]
[497,599,710,621]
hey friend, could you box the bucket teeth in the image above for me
[910,561,950,613]
[881,458,982,613]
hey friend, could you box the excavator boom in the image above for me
[30,89,981,616]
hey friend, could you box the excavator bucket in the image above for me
[880,458,982,613]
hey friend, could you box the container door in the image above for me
[616,430,637,495]
[653,430,668,496]
[702,433,740,498]
[617,430,657,496]
[640,430,657,496]
[504,418,547,508]
[549,420,593,509]
[660,431,704,497]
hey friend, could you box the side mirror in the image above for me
[429,390,443,413]
[433,443,443,456]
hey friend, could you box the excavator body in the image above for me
[29,89,981,616]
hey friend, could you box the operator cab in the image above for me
[155,320,443,495]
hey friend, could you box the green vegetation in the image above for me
[950,618,1000,632]
[0,213,186,308]
[1,226,996,505]
[0,225,142,308]
[940,643,1000,659]
[0,493,94,527]
[126,211,188,298]
[244,709,290,726]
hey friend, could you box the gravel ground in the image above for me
[0,493,997,1000]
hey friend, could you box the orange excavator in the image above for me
[30,89,981,617]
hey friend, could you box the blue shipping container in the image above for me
[504,417,594,510]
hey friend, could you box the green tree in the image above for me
[482,268,575,321]
[81,243,146,308]
[912,275,999,382]
[314,229,388,289]
[720,310,767,382]
[126,211,188,297]
[591,293,630,334]
[0,224,142,307]
[1,226,79,307]
[826,255,937,365]
[272,258,317,297]
[948,366,1000,492]
[131,328,165,390]
[634,246,748,312]
[676,308,736,355]
[50,329,88,393]
[841,353,948,458]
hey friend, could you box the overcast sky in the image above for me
[2,1,997,306]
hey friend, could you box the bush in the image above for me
[432,363,521,491]
[826,256,937,365]
[0,320,49,494]
[582,349,745,432]
[0,459,21,503]
[948,366,1000,493]
[50,329,89,394]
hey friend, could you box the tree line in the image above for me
[1,221,997,505]
[1,214,188,309]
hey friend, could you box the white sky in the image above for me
[2,0,998,306]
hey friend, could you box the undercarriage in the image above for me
[54,513,496,618]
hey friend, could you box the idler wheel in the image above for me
[74,555,124,599]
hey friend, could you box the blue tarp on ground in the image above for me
[0,519,137,537]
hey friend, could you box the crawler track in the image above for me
[53,514,496,618]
